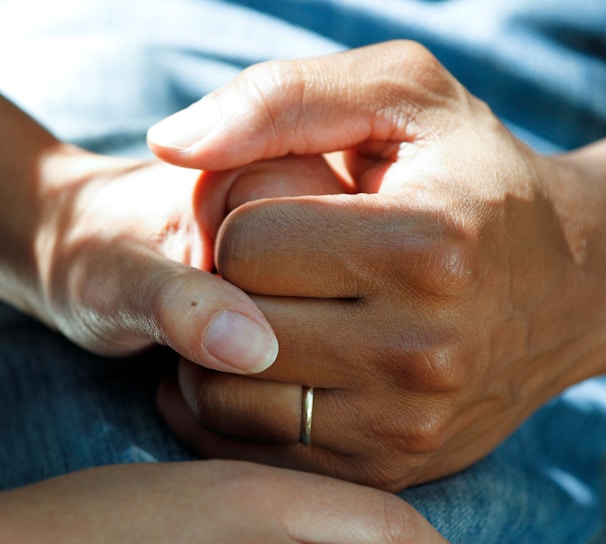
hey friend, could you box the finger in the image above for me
[250,288,474,400]
[239,295,396,388]
[177,361,303,444]
[273,465,451,544]
[158,371,439,494]
[79,248,278,374]
[158,370,353,477]
[215,191,445,298]
[225,155,348,209]
[173,359,435,471]
[150,263,278,374]
[194,154,346,244]
[176,359,357,451]
[174,354,457,458]
[147,40,465,170]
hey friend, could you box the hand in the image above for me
[31,152,282,374]
[37,151,343,372]
[0,460,448,543]
[1,97,345,374]
[0,95,281,374]
[149,41,606,491]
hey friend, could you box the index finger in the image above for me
[147,40,466,171]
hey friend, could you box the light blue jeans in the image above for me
[0,1,605,542]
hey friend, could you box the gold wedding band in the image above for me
[300,386,314,446]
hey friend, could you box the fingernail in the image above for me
[147,95,220,150]
[205,310,279,373]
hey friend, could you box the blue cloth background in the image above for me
[0,1,605,542]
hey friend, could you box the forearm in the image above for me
[0,96,144,332]
[0,462,443,544]
[0,95,76,326]
[544,137,606,383]
[0,466,167,543]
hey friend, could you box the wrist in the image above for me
[0,96,137,328]
[540,140,606,385]
[0,96,69,324]
[32,147,135,327]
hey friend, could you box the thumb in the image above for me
[147,40,464,171]
[75,251,278,374]
[148,262,279,374]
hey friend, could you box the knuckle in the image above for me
[413,242,477,299]
[378,199,480,303]
[430,211,483,298]
[216,199,292,276]
[182,370,246,431]
[375,398,453,457]
[403,345,468,392]
[439,240,475,287]
[397,39,465,102]
[147,267,189,344]
[236,59,306,151]
[216,201,263,272]
[376,40,468,137]
[400,409,451,456]
[378,322,470,392]
[187,371,235,414]
[394,40,440,72]
[214,207,251,277]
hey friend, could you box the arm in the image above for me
[0,460,447,543]
[149,41,606,491]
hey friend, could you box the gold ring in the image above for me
[300,386,314,446]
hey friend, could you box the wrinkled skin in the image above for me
[151,41,606,491]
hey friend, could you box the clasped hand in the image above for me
[149,41,606,492]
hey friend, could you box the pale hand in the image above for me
[0,94,286,375]
[0,460,448,543]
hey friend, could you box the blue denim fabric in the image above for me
[0,1,605,542]
[0,303,193,490]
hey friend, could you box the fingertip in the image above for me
[153,268,278,375]
[203,310,279,374]
[146,136,185,167]
[147,96,221,155]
